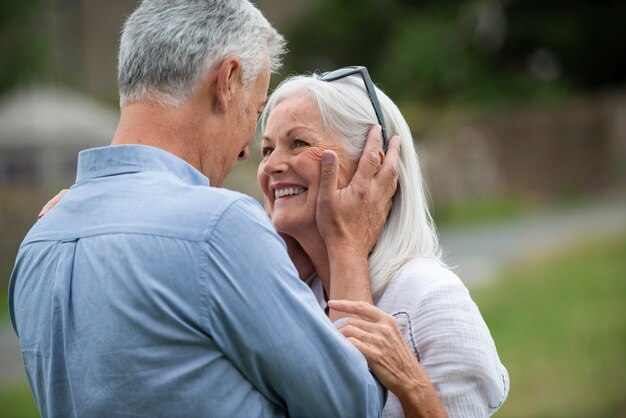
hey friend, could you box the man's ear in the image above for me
[215,56,242,113]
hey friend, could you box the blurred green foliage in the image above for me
[473,234,626,417]
[0,0,47,95]
[283,0,626,108]
[2,0,625,108]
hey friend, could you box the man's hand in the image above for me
[37,189,69,219]
[331,299,448,418]
[316,125,400,257]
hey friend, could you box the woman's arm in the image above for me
[407,282,509,417]
[316,129,400,320]
[330,299,448,418]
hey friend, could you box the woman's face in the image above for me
[257,94,356,236]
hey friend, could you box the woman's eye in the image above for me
[261,146,273,157]
[293,139,309,148]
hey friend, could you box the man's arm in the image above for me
[203,197,385,418]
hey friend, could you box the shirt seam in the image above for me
[488,370,509,410]
[21,229,212,248]
[75,166,143,184]
[201,196,255,333]
[391,311,421,362]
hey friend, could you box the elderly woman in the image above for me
[256,67,509,417]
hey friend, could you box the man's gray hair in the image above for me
[118,0,287,108]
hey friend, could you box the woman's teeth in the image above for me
[275,187,306,199]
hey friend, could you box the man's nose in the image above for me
[237,146,249,161]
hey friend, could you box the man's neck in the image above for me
[112,101,207,174]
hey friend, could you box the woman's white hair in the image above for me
[118,0,286,108]
[258,73,444,300]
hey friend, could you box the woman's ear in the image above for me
[215,56,242,113]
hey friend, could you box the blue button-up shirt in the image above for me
[9,145,385,418]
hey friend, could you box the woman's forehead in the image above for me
[265,94,327,135]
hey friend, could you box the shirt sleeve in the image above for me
[202,197,385,418]
[413,282,509,417]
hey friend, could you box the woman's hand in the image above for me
[315,127,400,317]
[37,189,69,219]
[315,126,400,256]
[330,299,448,418]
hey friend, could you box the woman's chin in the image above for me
[273,222,298,237]
[273,217,313,239]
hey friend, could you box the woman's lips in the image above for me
[270,183,308,200]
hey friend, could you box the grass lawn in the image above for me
[472,234,626,417]
[0,383,38,418]
[0,294,7,321]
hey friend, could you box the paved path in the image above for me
[1,194,624,387]
[439,194,626,286]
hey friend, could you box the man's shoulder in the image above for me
[142,183,276,244]
[181,185,257,213]
[24,180,266,245]
[136,184,268,240]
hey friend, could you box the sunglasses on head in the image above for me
[318,66,389,152]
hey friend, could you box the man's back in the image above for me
[9,145,385,417]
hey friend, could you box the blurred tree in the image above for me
[284,0,405,72]
[282,0,626,106]
[0,0,48,95]
[503,0,626,89]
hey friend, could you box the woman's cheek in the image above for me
[301,143,347,163]
[302,147,325,162]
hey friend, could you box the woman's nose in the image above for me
[263,149,288,175]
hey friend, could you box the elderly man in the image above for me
[9,1,400,417]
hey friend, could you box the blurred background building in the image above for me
[0,1,625,417]
[0,86,116,187]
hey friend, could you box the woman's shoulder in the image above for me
[378,258,510,414]
[377,258,467,311]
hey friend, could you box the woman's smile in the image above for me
[272,183,308,201]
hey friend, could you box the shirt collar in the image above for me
[76,144,210,186]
